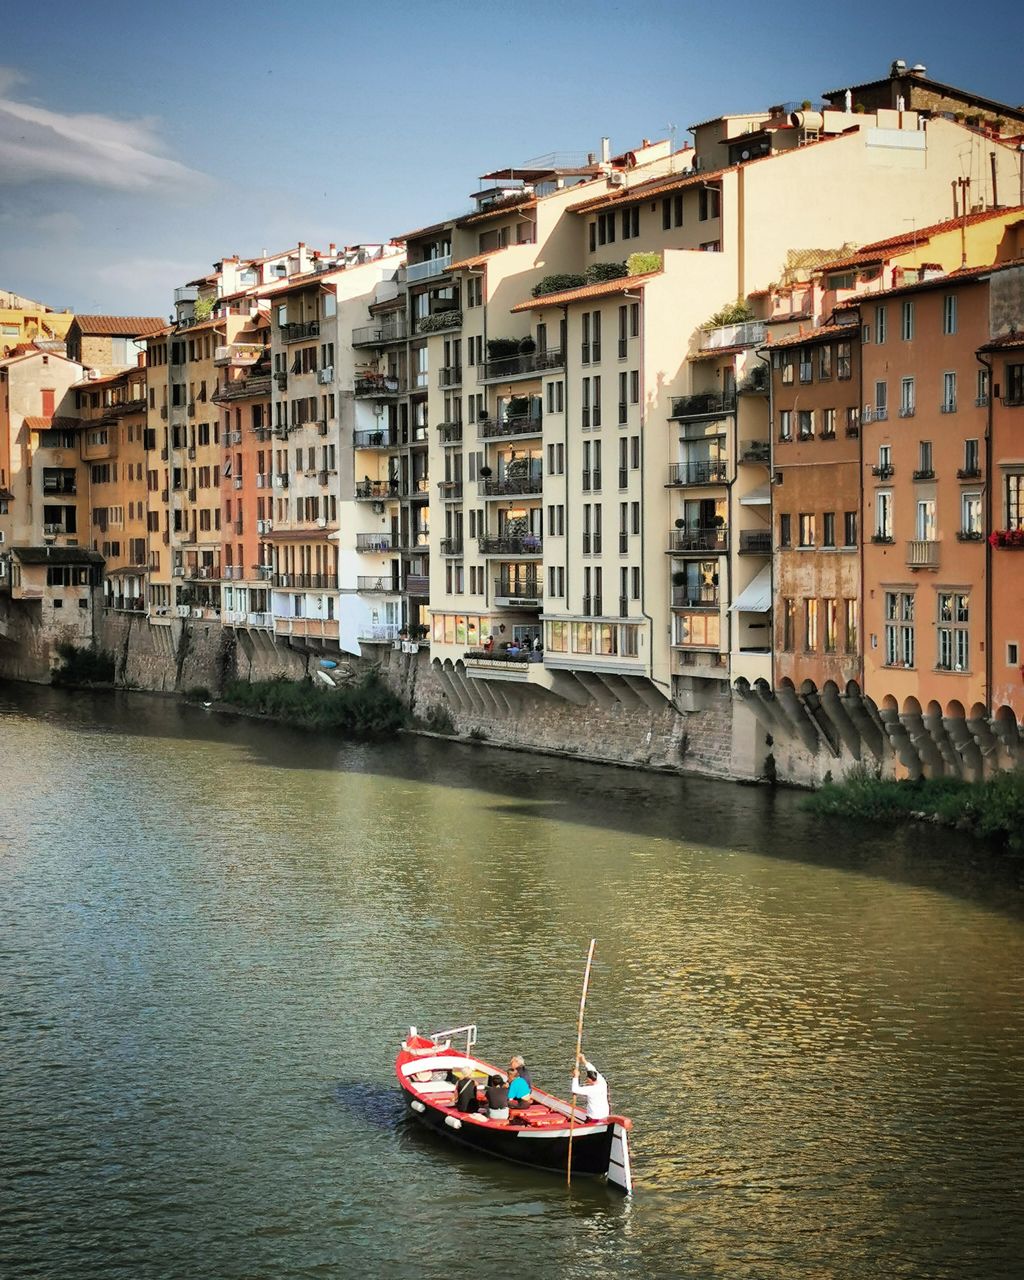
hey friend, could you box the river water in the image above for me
[2,683,1023,1279]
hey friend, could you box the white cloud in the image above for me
[0,71,209,191]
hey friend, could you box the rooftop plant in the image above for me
[702,298,755,329]
[531,272,586,298]
[627,251,661,275]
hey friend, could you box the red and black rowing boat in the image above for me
[395,1025,633,1193]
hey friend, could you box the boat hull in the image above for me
[401,1084,615,1178]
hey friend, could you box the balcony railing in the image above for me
[671,588,720,609]
[438,480,464,500]
[355,480,398,500]
[353,429,397,450]
[669,392,736,419]
[871,464,894,479]
[478,413,543,440]
[479,535,542,556]
[358,623,403,642]
[668,526,728,553]
[738,530,773,555]
[354,374,404,398]
[357,575,401,593]
[479,475,544,498]
[405,478,431,499]
[494,577,543,603]
[438,366,463,388]
[437,422,463,444]
[667,460,729,486]
[698,320,766,350]
[957,466,982,479]
[352,319,408,347]
[480,349,565,382]
[404,254,452,283]
[956,529,985,542]
[940,400,957,414]
[280,320,320,343]
[272,573,338,589]
[912,468,935,480]
[214,343,264,368]
[439,538,464,556]
[355,533,393,553]
[907,539,939,568]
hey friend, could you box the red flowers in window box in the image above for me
[989,528,1024,548]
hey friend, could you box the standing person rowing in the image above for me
[570,1053,610,1122]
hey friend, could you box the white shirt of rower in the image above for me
[570,1065,610,1121]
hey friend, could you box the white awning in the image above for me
[740,483,771,506]
[730,564,772,613]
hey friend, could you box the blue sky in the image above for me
[2,0,1021,317]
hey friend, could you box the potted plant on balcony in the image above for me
[674,518,686,529]
[518,336,536,355]
[671,570,687,586]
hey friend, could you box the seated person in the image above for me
[484,1074,509,1121]
[507,1062,533,1110]
[453,1074,480,1114]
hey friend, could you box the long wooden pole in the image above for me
[566,937,596,1187]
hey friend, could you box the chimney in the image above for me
[600,137,610,163]
[329,243,336,255]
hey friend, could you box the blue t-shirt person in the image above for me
[508,1074,531,1102]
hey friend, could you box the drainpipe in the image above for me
[560,303,570,613]
[754,344,773,686]
[977,349,993,713]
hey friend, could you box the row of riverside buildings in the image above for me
[2,61,1024,783]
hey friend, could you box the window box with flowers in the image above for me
[989,529,1024,548]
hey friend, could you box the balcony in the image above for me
[480,349,565,382]
[355,479,397,501]
[42,522,67,537]
[281,320,320,344]
[956,529,985,542]
[274,616,340,640]
[698,320,766,350]
[668,526,728,553]
[438,366,463,389]
[438,480,463,501]
[405,478,431,500]
[478,412,543,441]
[357,575,401,593]
[214,342,264,368]
[669,391,736,419]
[355,533,393,553]
[956,466,982,479]
[871,464,894,479]
[479,535,542,557]
[354,374,404,398]
[494,576,543,606]
[671,587,720,609]
[352,318,408,347]
[912,468,935,481]
[213,373,272,404]
[404,254,452,283]
[358,623,403,643]
[272,573,338,589]
[667,460,728,486]
[479,475,543,499]
[353,429,397,450]
[738,530,772,555]
[898,404,916,419]
[439,537,464,556]
[907,539,939,568]
[739,441,770,464]
[437,422,463,445]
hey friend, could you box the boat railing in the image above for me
[431,1023,477,1056]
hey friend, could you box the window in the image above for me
[961,492,982,537]
[629,370,639,404]
[823,512,836,547]
[797,409,814,439]
[581,377,591,429]
[942,371,957,413]
[875,491,893,540]
[781,356,794,385]
[822,408,836,438]
[875,305,888,345]
[798,349,813,383]
[597,211,616,245]
[779,513,792,548]
[937,593,970,670]
[875,381,888,418]
[621,206,639,239]
[618,372,627,424]
[1005,473,1024,529]
[916,498,935,541]
[976,368,990,407]
[917,440,933,477]
[844,510,858,547]
[547,442,564,475]
[618,306,628,358]
[819,345,832,380]
[885,591,915,667]
[804,598,819,651]
[836,342,852,380]
[943,294,957,335]
[778,410,792,441]
[963,439,980,475]
[782,598,796,651]
[899,377,915,417]
[798,513,816,547]
[661,193,684,229]
[900,300,915,341]
[844,599,858,654]
[698,186,721,221]
[546,381,564,413]
[824,599,838,652]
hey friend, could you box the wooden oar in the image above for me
[566,937,596,1187]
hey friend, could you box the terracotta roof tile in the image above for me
[979,331,1024,352]
[25,415,81,430]
[449,248,508,271]
[859,205,1024,253]
[457,197,537,229]
[569,166,728,216]
[72,315,166,337]
[763,324,858,351]
[511,271,661,312]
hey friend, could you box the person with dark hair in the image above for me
[485,1073,509,1120]
[570,1053,610,1121]
[453,1074,479,1114]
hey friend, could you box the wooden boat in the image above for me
[395,1025,632,1193]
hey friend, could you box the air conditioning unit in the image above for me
[176,604,190,617]
[86,369,100,380]
[607,171,626,187]
[192,608,203,618]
